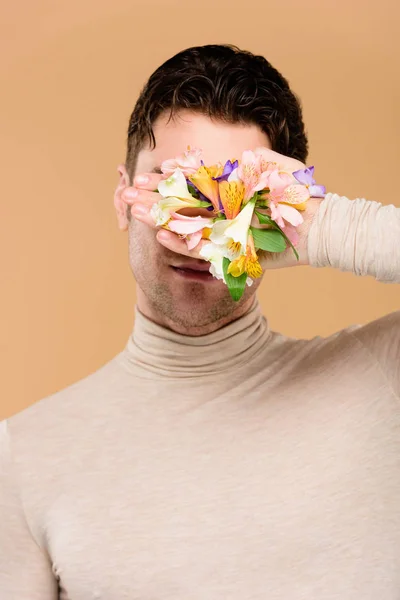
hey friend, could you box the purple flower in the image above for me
[212,159,239,183]
[292,165,326,198]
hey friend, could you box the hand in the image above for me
[121,171,216,259]
[121,147,325,269]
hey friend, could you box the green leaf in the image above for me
[222,257,247,302]
[250,227,287,252]
[255,211,275,226]
[254,211,299,261]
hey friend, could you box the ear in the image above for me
[113,164,131,231]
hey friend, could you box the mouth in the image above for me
[170,261,216,282]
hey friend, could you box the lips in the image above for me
[171,260,211,272]
[170,261,215,282]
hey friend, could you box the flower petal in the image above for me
[277,203,304,226]
[224,200,256,250]
[280,184,310,208]
[227,167,240,182]
[189,166,221,212]
[218,180,245,219]
[199,242,225,281]
[292,167,314,186]
[267,170,294,196]
[158,168,196,200]
[161,147,203,176]
[168,219,212,235]
[309,184,326,198]
[151,197,211,226]
[186,230,203,250]
[269,201,285,228]
[213,159,238,182]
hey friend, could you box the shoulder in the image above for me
[295,311,400,399]
[5,351,131,456]
[344,310,400,398]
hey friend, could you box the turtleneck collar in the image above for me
[120,299,271,378]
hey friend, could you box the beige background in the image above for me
[1,0,399,420]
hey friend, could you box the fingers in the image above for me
[133,172,164,191]
[156,229,208,260]
[120,187,160,227]
[121,188,160,207]
[121,171,165,226]
[124,169,209,260]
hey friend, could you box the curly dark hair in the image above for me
[125,44,309,182]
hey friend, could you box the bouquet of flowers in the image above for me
[151,146,326,301]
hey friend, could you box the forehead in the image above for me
[135,110,271,174]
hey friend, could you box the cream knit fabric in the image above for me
[1,192,399,600]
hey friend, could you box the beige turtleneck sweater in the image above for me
[1,193,399,599]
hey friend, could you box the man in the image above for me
[1,44,399,599]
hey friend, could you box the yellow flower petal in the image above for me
[208,163,224,178]
[246,257,263,278]
[202,227,213,239]
[228,255,247,277]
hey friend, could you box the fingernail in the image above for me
[131,203,148,216]
[124,188,138,199]
[135,175,149,186]
[157,229,169,240]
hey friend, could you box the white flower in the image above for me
[158,168,195,201]
[150,197,209,226]
[199,242,225,281]
[210,199,256,257]
[199,241,254,287]
[227,167,240,182]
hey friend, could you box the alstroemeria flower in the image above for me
[212,159,239,183]
[161,146,203,177]
[238,150,276,201]
[218,180,245,219]
[266,169,309,226]
[158,168,201,201]
[199,241,253,287]
[186,179,210,204]
[167,212,214,250]
[292,166,326,198]
[210,199,256,257]
[253,148,279,174]
[189,165,223,212]
[227,231,263,279]
[199,242,226,281]
[151,196,211,226]
[268,199,304,229]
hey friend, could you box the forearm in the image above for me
[307,193,400,283]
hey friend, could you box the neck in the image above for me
[121,296,271,377]
[136,287,257,336]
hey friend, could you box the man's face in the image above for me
[127,110,271,331]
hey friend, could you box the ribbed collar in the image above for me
[120,299,271,378]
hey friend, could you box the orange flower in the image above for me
[188,165,223,212]
[218,180,245,219]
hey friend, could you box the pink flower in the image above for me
[238,150,264,201]
[267,169,310,229]
[167,212,214,250]
[238,150,286,201]
[269,199,304,229]
[161,146,203,177]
